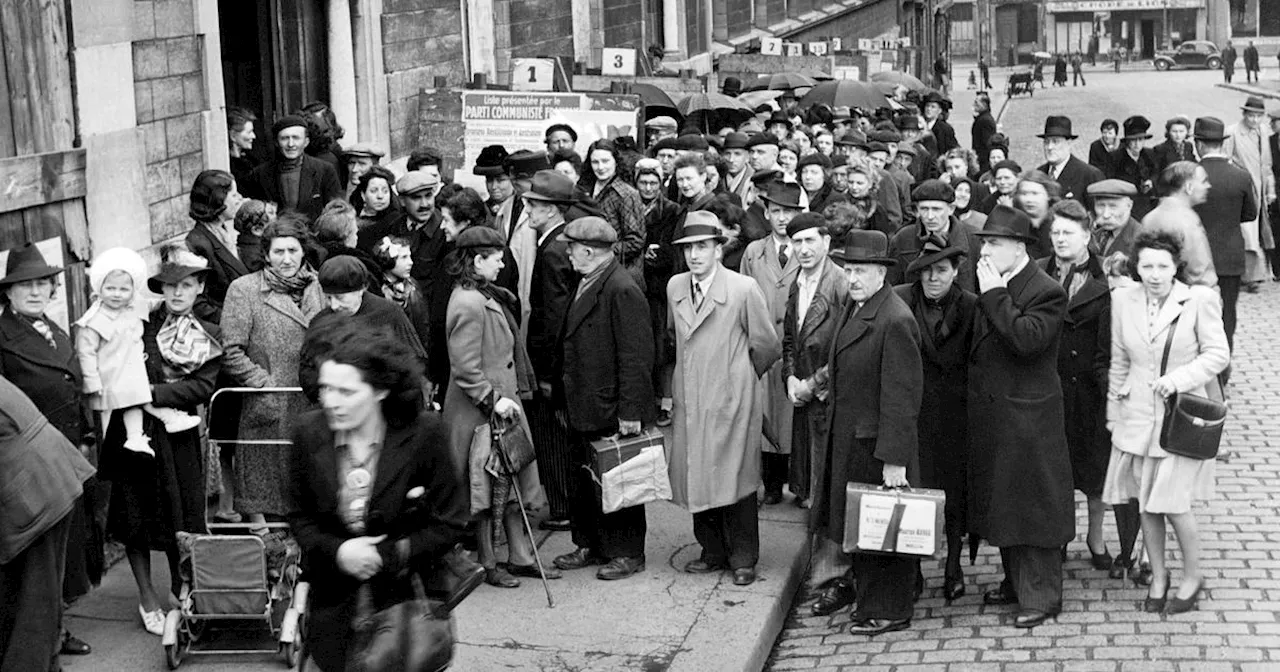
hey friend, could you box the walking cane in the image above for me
[492,419,555,608]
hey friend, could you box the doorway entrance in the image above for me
[1140,19,1156,58]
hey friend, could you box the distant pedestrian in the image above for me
[1054,54,1068,87]
[978,57,992,90]
[933,52,949,94]
[1222,41,1237,83]
[1193,116,1256,351]
[1071,52,1086,86]
[1244,41,1260,83]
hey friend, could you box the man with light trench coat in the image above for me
[666,210,782,587]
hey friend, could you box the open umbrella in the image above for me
[870,70,929,92]
[798,80,889,112]
[799,69,835,82]
[630,83,679,114]
[738,89,785,111]
[743,72,818,92]
[676,92,754,116]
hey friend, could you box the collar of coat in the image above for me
[1122,280,1193,340]
[305,413,422,522]
[1037,253,1109,316]
[833,282,894,354]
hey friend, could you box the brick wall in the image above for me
[132,0,207,243]
[603,0,644,49]
[508,0,574,58]
[382,0,466,157]
[726,0,753,40]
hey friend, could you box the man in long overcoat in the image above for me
[554,217,655,580]
[810,230,923,636]
[667,211,781,586]
[968,205,1074,629]
[740,182,802,505]
[894,235,977,602]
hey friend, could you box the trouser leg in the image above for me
[567,433,603,552]
[1219,275,1240,351]
[722,493,760,569]
[810,536,854,587]
[762,453,787,495]
[0,514,70,672]
[692,508,727,564]
[850,553,918,621]
[567,429,647,559]
[1005,545,1064,614]
[527,398,573,519]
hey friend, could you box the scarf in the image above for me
[382,275,411,307]
[156,311,224,379]
[263,263,316,306]
[952,178,975,215]
[480,284,535,397]
[911,283,964,347]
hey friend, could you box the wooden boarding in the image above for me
[0,149,87,214]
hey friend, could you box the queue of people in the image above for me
[0,87,1255,670]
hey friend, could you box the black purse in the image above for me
[347,575,454,672]
[1157,315,1228,460]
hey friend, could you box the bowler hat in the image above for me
[521,170,578,204]
[559,216,618,248]
[672,211,727,245]
[906,235,965,275]
[675,134,710,152]
[974,204,1038,244]
[318,256,370,294]
[745,133,779,149]
[722,76,742,96]
[722,132,751,150]
[1193,116,1229,142]
[505,150,551,179]
[473,145,511,177]
[767,111,793,129]
[1121,115,1152,141]
[758,182,803,210]
[1036,115,1077,140]
[0,244,62,287]
[1242,95,1267,113]
[750,168,782,185]
[147,246,209,294]
[829,230,895,266]
[455,226,506,250]
[894,115,921,131]
[1087,179,1138,199]
[911,179,955,204]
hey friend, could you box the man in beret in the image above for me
[970,205,1073,630]
[1087,179,1142,261]
[667,212,780,586]
[343,142,384,198]
[741,183,804,506]
[298,256,428,403]
[545,123,578,155]
[553,216,655,581]
[811,230,923,635]
[242,115,342,222]
[1194,116,1257,349]
[889,179,982,290]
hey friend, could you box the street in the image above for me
[767,67,1280,671]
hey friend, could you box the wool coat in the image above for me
[804,183,849,217]
[666,265,781,513]
[966,259,1075,549]
[739,236,801,454]
[1106,282,1230,459]
[1037,254,1111,496]
[242,154,342,222]
[1092,217,1142,260]
[527,222,578,384]
[298,292,428,403]
[1039,155,1105,203]
[1195,155,1258,277]
[286,409,468,672]
[887,216,982,291]
[592,177,648,280]
[1151,139,1196,176]
[220,270,324,515]
[972,112,998,172]
[1106,148,1159,220]
[811,284,923,544]
[185,221,249,317]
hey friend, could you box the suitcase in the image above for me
[842,482,946,557]
[590,427,665,475]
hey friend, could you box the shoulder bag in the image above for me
[347,574,455,672]
[1157,314,1228,460]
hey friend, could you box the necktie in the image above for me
[692,281,704,310]
[29,318,56,350]
[778,244,789,268]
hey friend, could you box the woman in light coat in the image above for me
[1103,229,1229,615]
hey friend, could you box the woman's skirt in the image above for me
[1101,446,1215,515]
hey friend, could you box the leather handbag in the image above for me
[486,416,535,477]
[348,575,455,672]
[1157,315,1228,461]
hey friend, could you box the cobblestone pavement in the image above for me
[766,70,1280,671]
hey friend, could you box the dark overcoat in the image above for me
[1037,155,1104,202]
[1195,155,1257,277]
[242,154,343,222]
[286,409,468,672]
[559,257,655,433]
[1106,147,1159,220]
[967,260,1074,548]
[1037,255,1111,497]
[527,222,578,384]
[185,221,249,318]
[887,217,982,291]
[894,282,976,531]
[299,292,428,403]
[811,284,923,543]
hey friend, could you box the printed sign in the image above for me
[783,42,802,57]
[832,65,861,81]
[761,37,783,55]
[601,47,637,76]
[855,493,938,556]
[808,42,828,56]
[830,38,843,52]
[510,58,555,91]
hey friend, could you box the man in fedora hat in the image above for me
[741,182,804,506]
[969,205,1074,629]
[1107,116,1159,220]
[1087,179,1143,261]
[809,229,923,636]
[1194,116,1256,349]
[667,211,781,587]
[922,91,958,155]
[1225,97,1277,288]
[1036,115,1104,203]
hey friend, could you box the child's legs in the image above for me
[121,407,145,440]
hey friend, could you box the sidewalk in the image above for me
[1218,78,1280,101]
[61,493,810,671]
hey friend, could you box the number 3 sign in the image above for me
[602,48,637,76]
[511,58,555,91]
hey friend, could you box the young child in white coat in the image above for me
[76,247,200,456]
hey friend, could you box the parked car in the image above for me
[1154,41,1222,71]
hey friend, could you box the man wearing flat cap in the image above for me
[1194,116,1256,349]
[343,142,385,199]
[552,216,655,581]
[969,205,1073,630]
[1225,97,1277,288]
[645,116,679,147]
[889,179,981,291]
[1087,179,1142,261]
[1036,115,1104,204]
[667,211,781,587]
[741,182,804,505]
[810,229,923,636]
[242,115,342,222]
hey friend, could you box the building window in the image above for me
[1233,0,1280,38]
[951,2,973,22]
[1018,3,1038,43]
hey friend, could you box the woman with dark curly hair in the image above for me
[287,322,468,672]
[371,235,431,351]
[184,169,249,319]
[350,165,400,231]
[233,199,273,273]
[313,200,382,293]
[581,139,647,282]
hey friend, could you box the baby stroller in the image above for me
[161,387,309,669]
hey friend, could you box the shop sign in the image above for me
[1046,0,1203,12]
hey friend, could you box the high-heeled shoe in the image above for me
[1166,577,1204,615]
[1088,545,1112,571]
[943,574,965,601]
[1108,555,1133,580]
[1142,572,1171,613]
[1132,562,1154,587]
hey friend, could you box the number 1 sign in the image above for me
[511,58,555,91]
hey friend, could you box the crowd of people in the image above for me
[2,83,1272,669]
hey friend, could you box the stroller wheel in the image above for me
[163,611,188,669]
[280,608,304,668]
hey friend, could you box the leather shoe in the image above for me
[1013,609,1054,628]
[983,586,1018,605]
[597,557,645,581]
[810,579,857,616]
[683,558,727,574]
[60,631,91,655]
[553,547,607,571]
[506,563,562,580]
[538,518,571,531]
[732,568,757,586]
[761,491,783,506]
[943,575,965,602]
[847,618,910,636]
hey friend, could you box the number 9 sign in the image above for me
[511,58,555,91]
[602,48,637,76]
